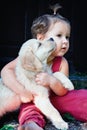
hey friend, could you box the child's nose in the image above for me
[63,38,68,44]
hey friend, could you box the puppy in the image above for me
[0,38,74,130]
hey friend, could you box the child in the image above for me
[1,4,87,130]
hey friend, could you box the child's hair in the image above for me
[31,3,70,38]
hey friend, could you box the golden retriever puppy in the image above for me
[0,38,74,129]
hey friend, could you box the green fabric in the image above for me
[0,125,14,130]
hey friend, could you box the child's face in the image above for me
[44,21,70,57]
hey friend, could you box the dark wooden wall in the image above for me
[0,0,87,73]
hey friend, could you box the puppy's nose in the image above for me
[49,38,54,41]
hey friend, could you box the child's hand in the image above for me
[35,72,52,88]
[20,89,34,103]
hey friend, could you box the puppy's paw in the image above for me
[53,120,68,130]
[62,79,74,90]
[53,72,74,90]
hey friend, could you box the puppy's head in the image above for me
[18,38,56,72]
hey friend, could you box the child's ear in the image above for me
[37,34,45,40]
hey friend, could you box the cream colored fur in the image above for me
[0,39,74,130]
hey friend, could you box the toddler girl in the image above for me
[1,4,87,130]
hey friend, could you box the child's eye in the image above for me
[66,36,70,40]
[57,34,62,37]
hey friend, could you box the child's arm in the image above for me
[1,58,33,103]
[36,72,68,96]
[35,57,74,96]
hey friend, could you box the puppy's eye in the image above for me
[38,42,42,47]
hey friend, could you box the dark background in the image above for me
[0,0,87,74]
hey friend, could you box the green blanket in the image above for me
[0,124,18,130]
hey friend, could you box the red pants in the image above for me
[18,89,87,128]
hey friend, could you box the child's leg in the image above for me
[18,102,46,129]
[50,89,87,122]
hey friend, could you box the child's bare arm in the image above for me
[35,72,68,96]
[1,58,33,103]
[35,57,74,96]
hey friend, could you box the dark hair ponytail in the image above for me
[49,3,62,15]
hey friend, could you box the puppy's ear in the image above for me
[21,50,42,72]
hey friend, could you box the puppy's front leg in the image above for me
[34,96,68,130]
[53,72,74,90]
